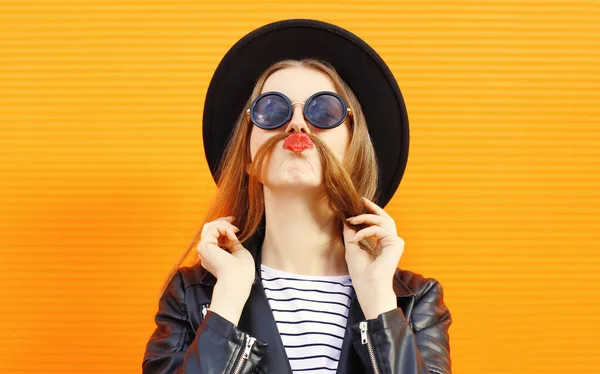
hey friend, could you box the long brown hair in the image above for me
[160,59,380,295]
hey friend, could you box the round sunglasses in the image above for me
[246,91,353,130]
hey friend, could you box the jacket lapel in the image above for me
[237,227,294,374]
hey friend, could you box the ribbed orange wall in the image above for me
[1,1,599,373]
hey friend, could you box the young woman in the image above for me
[143,20,451,374]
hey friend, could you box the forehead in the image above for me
[260,66,337,102]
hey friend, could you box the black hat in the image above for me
[202,19,409,208]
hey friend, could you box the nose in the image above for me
[285,104,310,134]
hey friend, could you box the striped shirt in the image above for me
[260,264,355,374]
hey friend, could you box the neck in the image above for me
[260,186,348,276]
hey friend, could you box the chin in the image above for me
[264,173,322,190]
[270,178,321,189]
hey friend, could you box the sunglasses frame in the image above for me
[246,90,353,130]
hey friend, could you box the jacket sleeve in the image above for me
[349,280,452,374]
[142,270,269,374]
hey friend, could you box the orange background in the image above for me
[1,1,599,373]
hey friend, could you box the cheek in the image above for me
[249,129,260,161]
[327,126,351,161]
[249,129,273,162]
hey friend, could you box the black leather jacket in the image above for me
[142,229,452,373]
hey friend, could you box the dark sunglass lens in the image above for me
[252,94,289,128]
[306,94,345,128]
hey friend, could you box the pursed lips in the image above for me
[282,133,314,153]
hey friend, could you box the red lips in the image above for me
[282,133,314,153]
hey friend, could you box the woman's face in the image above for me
[248,66,352,191]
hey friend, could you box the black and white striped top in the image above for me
[260,264,355,374]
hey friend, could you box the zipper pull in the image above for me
[201,304,208,319]
[360,321,368,344]
[242,336,256,359]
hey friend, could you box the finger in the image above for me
[200,224,231,247]
[349,225,390,243]
[202,222,239,243]
[210,217,236,229]
[209,220,239,230]
[197,232,235,265]
[343,222,356,237]
[210,219,238,231]
[361,197,391,218]
[225,227,244,252]
[346,213,386,226]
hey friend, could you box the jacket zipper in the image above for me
[201,304,209,319]
[360,321,380,374]
[232,334,256,374]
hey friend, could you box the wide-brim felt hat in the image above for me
[202,19,409,208]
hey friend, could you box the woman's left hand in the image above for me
[343,197,405,320]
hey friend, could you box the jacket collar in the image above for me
[200,227,416,373]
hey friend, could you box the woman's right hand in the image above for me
[196,216,256,289]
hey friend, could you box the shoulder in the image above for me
[164,263,216,305]
[394,268,451,328]
[158,263,216,331]
[171,263,216,290]
[162,263,216,305]
[394,267,447,301]
[176,263,217,288]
